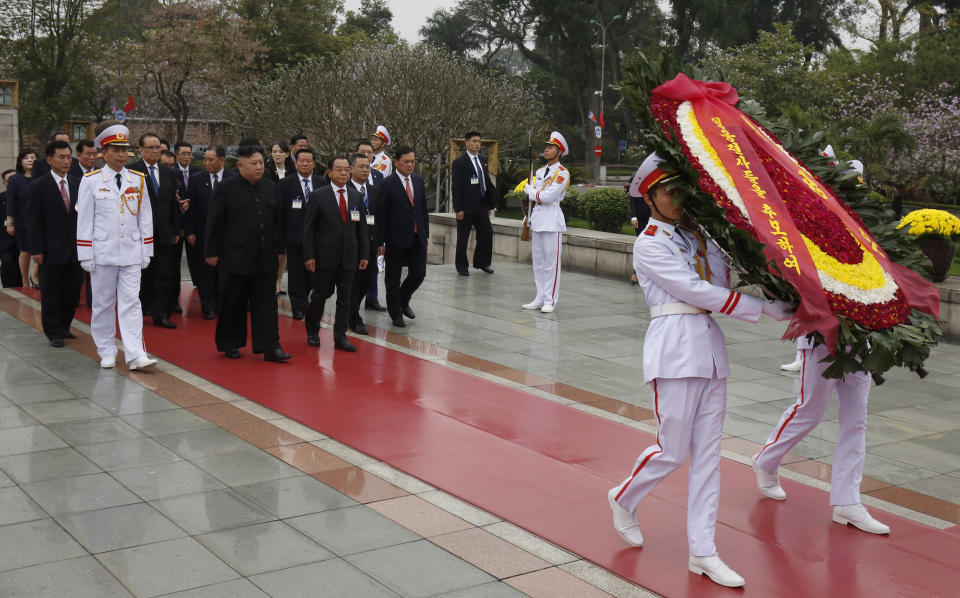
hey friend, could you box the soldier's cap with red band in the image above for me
[629,152,681,198]
[373,125,391,146]
[546,131,569,156]
[95,123,132,149]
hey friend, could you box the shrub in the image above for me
[561,188,580,221]
[578,188,631,233]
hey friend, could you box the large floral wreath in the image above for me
[623,65,942,378]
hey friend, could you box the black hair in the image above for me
[237,145,264,159]
[158,138,170,148]
[350,153,369,166]
[272,141,289,154]
[49,130,69,142]
[2,169,15,180]
[161,149,176,161]
[294,147,316,161]
[464,131,482,141]
[393,145,414,161]
[208,145,226,159]
[15,147,38,173]
[289,134,307,146]
[328,155,350,170]
[138,132,160,147]
[173,141,192,152]
[76,139,95,153]
[356,140,373,151]
[45,139,72,158]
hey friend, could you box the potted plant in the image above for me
[897,209,960,282]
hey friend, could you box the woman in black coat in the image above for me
[5,148,38,287]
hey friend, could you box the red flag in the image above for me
[597,112,605,129]
[123,94,135,113]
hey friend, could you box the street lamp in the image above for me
[589,14,621,125]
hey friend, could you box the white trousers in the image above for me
[756,344,870,506]
[612,376,727,557]
[90,265,147,363]
[531,230,562,307]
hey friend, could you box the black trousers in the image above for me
[142,245,175,322]
[364,260,379,303]
[215,269,279,353]
[384,239,427,318]
[350,260,374,326]
[0,246,21,287]
[190,241,217,315]
[170,237,185,310]
[285,243,310,315]
[38,261,82,340]
[455,210,492,272]
[307,266,355,340]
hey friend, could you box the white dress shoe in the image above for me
[780,360,802,371]
[128,355,158,371]
[607,488,643,547]
[540,305,555,313]
[752,453,786,500]
[100,354,117,369]
[689,554,745,588]
[833,504,890,534]
[522,301,544,310]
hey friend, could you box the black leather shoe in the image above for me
[155,318,177,329]
[307,334,321,347]
[203,311,215,320]
[50,339,64,348]
[401,305,415,319]
[477,266,494,274]
[224,348,241,359]
[351,323,369,335]
[334,337,357,352]
[292,311,305,321]
[457,270,469,276]
[170,305,183,314]
[63,332,77,339]
[391,316,405,327]
[365,300,387,312]
[264,347,291,362]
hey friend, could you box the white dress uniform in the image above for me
[611,217,764,557]
[76,165,154,363]
[526,162,568,308]
[371,151,393,177]
[756,336,870,506]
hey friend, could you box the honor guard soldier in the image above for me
[370,126,393,177]
[522,131,569,313]
[76,121,157,370]
[607,153,792,588]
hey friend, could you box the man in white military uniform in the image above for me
[522,132,569,313]
[370,125,393,177]
[76,121,157,370]
[607,153,792,588]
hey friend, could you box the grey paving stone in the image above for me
[0,447,101,484]
[87,390,179,416]
[22,472,141,516]
[121,410,217,437]
[346,540,494,598]
[0,556,134,598]
[0,425,68,457]
[0,468,14,487]
[151,489,276,535]
[235,475,356,519]
[96,537,239,597]
[436,582,530,598]
[0,382,77,405]
[158,579,270,598]
[0,518,87,573]
[113,460,227,501]
[19,399,112,424]
[249,559,399,598]
[0,363,56,386]
[76,437,183,471]
[154,427,256,460]
[196,520,333,576]
[47,417,145,446]
[192,446,301,487]
[0,485,47,525]
[56,502,186,553]
[0,405,39,429]
[287,505,420,556]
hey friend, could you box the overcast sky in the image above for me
[342,0,458,42]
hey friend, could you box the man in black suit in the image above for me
[356,141,386,312]
[287,135,308,173]
[27,140,82,347]
[173,142,202,295]
[452,131,495,276]
[205,145,290,362]
[130,132,182,329]
[279,147,328,320]
[357,141,385,187]
[347,152,380,335]
[303,156,369,351]
[33,131,79,180]
[377,146,429,328]
[69,139,98,178]
[184,145,233,319]
[1,170,22,287]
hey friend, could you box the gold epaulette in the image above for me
[84,169,101,177]
[128,169,145,176]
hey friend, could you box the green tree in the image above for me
[338,0,398,44]
[230,0,343,68]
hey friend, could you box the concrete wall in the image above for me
[0,107,18,171]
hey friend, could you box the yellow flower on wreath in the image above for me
[897,209,960,240]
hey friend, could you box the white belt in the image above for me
[649,302,708,318]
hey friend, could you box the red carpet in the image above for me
[29,286,960,597]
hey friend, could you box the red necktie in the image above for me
[405,177,417,233]
[59,179,70,212]
[338,188,347,222]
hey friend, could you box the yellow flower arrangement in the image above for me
[897,209,960,241]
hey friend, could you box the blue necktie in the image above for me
[361,185,369,210]
[148,165,159,196]
[303,178,311,201]
[474,157,486,195]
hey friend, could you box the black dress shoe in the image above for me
[50,339,64,348]
[170,305,183,314]
[365,300,387,312]
[154,318,177,329]
[351,323,369,335]
[63,332,77,339]
[224,348,241,359]
[333,337,357,352]
[264,347,291,362]
[401,305,415,319]
[477,266,494,274]
[391,316,406,327]
[203,311,215,320]
[307,334,321,347]
[292,311,305,321]
[457,269,469,276]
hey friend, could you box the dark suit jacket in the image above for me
[26,173,80,265]
[630,197,651,230]
[175,165,203,195]
[205,175,284,275]
[378,173,429,249]
[451,152,494,214]
[279,172,329,246]
[303,185,369,271]
[5,173,31,227]
[128,160,181,247]
[350,179,380,259]
[369,169,384,187]
[68,162,95,178]
[0,191,17,253]
[33,157,79,181]
[183,170,236,242]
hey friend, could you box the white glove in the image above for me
[523,184,535,198]
[81,260,96,273]
[141,257,150,270]
[762,299,794,321]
